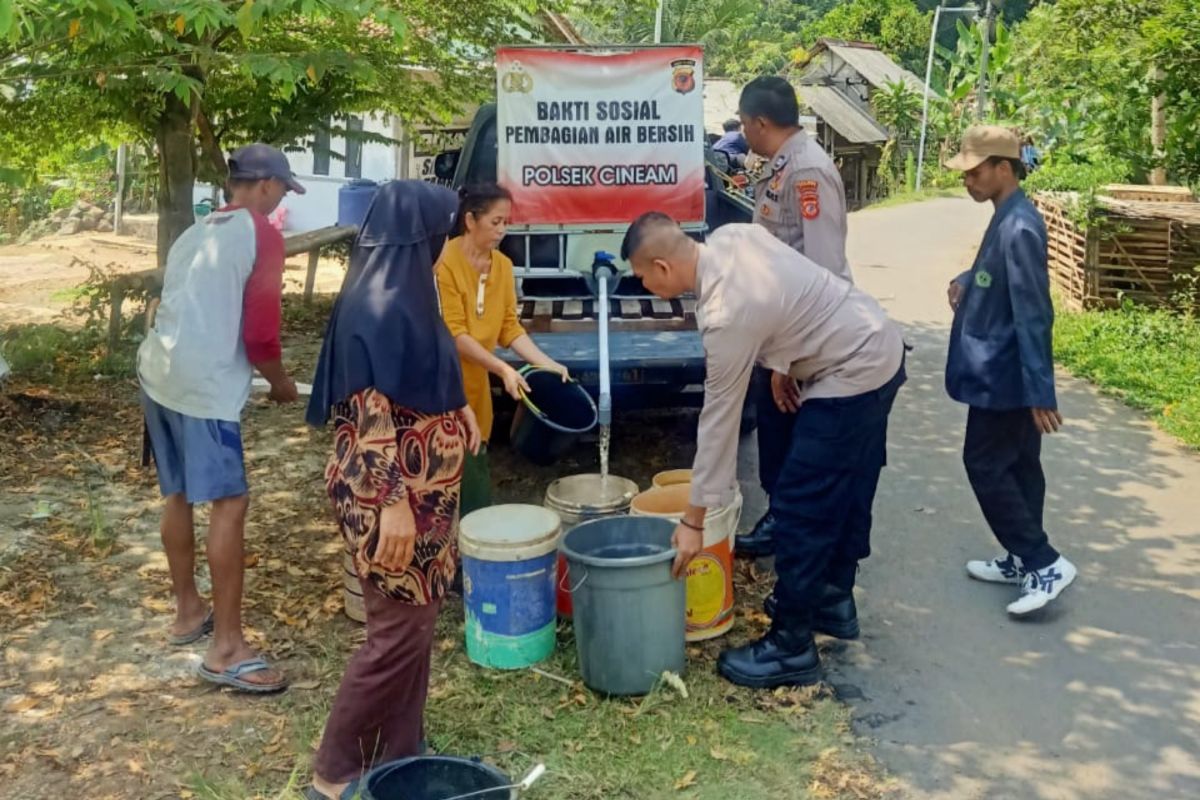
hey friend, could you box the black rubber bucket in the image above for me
[510,368,598,466]
[360,755,514,800]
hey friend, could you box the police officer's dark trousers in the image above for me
[963,407,1059,571]
[771,365,904,622]
[755,366,794,497]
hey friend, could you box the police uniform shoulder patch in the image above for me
[796,179,820,220]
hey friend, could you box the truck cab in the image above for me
[434,102,753,412]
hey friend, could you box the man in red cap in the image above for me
[138,143,305,691]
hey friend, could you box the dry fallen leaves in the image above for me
[3,695,38,713]
[674,769,698,790]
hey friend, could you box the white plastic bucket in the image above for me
[543,473,639,618]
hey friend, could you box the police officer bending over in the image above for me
[621,214,905,688]
[737,76,853,561]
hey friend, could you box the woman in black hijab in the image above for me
[306,180,480,799]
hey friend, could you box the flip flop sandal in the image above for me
[197,657,288,694]
[168,609,214,646]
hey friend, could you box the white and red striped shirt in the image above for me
[137,206,284,421]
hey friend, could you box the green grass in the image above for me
[177,611,883,800]
[49,285,88,303]
[866,186,966,210]
[1055,303,1200,447]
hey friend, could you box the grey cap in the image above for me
[228,143,306,194]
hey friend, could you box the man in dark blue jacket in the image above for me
[712,118,749,166]
[945,126,1076,616]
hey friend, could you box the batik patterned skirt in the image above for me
[325,387,466,605]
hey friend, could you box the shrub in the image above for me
[49,185,80,210]
[1024,156,1133,193]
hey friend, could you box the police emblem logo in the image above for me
[771,153,790,172]
[671,58,696,94]
[975,270,993,289]
[500,61,533,94]
[796,180,820,220]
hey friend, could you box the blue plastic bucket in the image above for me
[337,178,379,227]
[460,505,560,670]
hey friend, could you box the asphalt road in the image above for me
[735,196,1200,800]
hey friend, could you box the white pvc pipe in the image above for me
[597,272,612,426]
[520,764,547,790]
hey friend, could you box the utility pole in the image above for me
[114,142,128,235]
[976,0,994,120]
[1150,64,1167,186]
[654,0,664,44]
[917,3,979,191]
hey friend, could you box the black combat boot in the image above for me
[717,618,822,689]
[734,511,779,558]
[763,584,860,640]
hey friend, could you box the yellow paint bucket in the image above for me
[651,468,692,489]
[629,483,742,641]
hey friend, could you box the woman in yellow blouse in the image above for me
[436,183,567,513]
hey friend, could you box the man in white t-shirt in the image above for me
[138,144,302,693]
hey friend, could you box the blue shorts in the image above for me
[142,394,248,504]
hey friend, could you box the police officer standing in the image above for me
[736,77,854,590]
[742,76,850,283]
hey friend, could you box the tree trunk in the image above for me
[155,93,196,269]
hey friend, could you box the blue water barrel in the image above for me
[460,505,560,670]
[337,179,379,227]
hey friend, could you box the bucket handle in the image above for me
[558,564,588,593]
[520,363,577,384]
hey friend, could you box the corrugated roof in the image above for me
[797,85,889,144]
[821,41,930,95]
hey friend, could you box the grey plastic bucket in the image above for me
[560,516,685,696]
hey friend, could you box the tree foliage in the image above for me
[0,0,544,257]
[568,0,922,80]
[806,0,930,73]
[872,78,922,139]
[984,0,1200,186]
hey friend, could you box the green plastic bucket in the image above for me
[460,505,560,670]
[560,516,685,695]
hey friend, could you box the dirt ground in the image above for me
[0,276,882,800]
[0,233,349,327]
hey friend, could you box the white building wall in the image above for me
[194,114,400,233]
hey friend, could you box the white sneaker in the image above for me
[1007,557,1077,616]
[966,553,1022,584]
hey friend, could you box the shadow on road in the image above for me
[829,321,1200,800]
